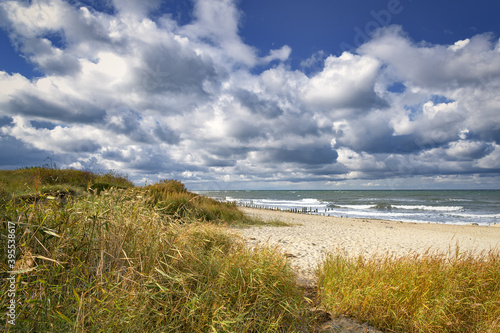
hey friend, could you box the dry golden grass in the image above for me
[4,168,500,332]
[317,247,500,333]
[1,183,310,332]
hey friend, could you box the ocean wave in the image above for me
[205,190,499,226]
[229,197,325,208]
[373,203,392,210]
[329,209,420,219]
[444,212,500,219]
[332,204,376,210]
[256,198,324,206]
[392,205,463,212]
[329,203,463,212]
[300,198,324,205]
[447,198,473,202]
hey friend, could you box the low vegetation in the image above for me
[2,167,500,332]
[143,179,254,224]
[0,167,133,202]
[0,168,310,332]
[317,248,500,333]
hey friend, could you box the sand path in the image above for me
[233,207,500,282]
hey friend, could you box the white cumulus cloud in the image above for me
[0,1,499,189]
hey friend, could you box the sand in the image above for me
[232,207,500,282]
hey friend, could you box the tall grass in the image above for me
[8,168,500,332]
[143,180,267,225]
[0,167,133,203]
[317,248,500,333]
[1,185,310,332]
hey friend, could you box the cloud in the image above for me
[2,91,106,123]
[300,50,326,70]
[133,40,221,96]
[0,1,499,189]
[180,0,257,66]
[359,26,500,89]
[446,140,494,161]
[261,45,292,63]
[2,117,102,154]
[300,52,387,112]
[476,144,500,169]
[112,0,160,17]
[0,133,51,169]
[255,145,338,165]
[235,89,284,119]
[390,100,467,148]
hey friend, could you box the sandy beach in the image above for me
[233,207,500,282]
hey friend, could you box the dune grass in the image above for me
[0,167,133,202]
[4,167,500,332]
[317,247,500,333]
[144,179,245,222]
[142,179,291,227]
[0,173,311,332]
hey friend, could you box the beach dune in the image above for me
[234,207,500,282]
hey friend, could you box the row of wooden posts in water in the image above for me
[239,202,325,215]
[222,199,345,217]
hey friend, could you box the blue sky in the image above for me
[240,0,499,62]
[0,0,500,190]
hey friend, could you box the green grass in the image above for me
[317,248,500,333]
[242,217,294,228]
[0,171,311,332]
[142,180,289,226]
[0,167,133,201]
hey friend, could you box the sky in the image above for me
[1,0,500,190]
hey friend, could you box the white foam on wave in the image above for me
[229,197,325,208]
[393,205,463,212]
[332,204,464,212]
[335,204,375,210]
[225,196,237,202]
[301,198,323,204]
[325,208,426,221]
[445,212,500,219]
[254,198,324,207]
[346,210,412,218]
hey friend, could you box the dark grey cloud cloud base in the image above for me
[0,0,499,189]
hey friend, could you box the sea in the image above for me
[197,190,500,226]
